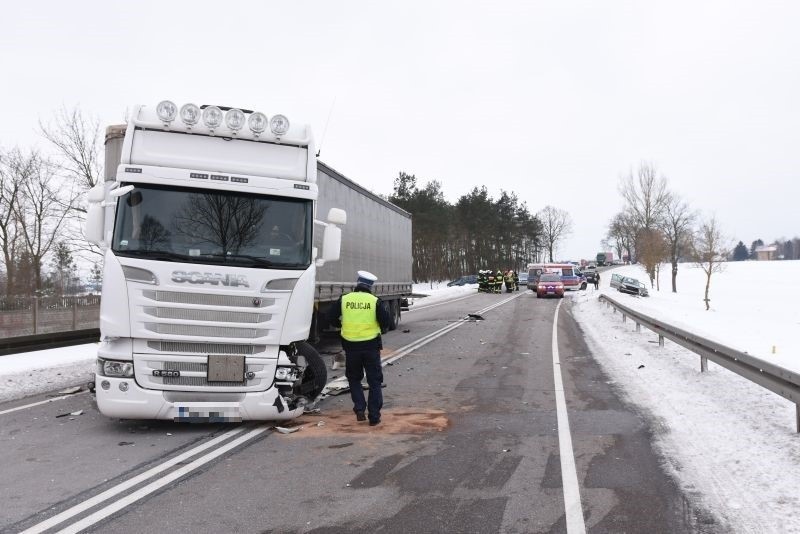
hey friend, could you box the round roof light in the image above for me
[248,112,268,135]
[270,114,290,136]
[225,109,245,131]
[202,106,223,130]
[156,101,177,123]
[179,103,200,126]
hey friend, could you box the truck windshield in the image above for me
[112,183,312,269]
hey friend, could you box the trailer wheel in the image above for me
[389,300,401,330]
[294,342,327,401]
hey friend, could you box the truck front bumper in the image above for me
[95,376,303,421]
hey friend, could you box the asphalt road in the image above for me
[0,290,723,533]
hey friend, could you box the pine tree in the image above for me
[732,241,749,261]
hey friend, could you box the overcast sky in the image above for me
[3,1,799,261]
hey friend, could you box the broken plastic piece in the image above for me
[274,426,302,434]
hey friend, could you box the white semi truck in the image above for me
[85,101,412,422]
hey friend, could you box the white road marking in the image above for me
[405,292,477,312]
[383,293,524,366]
[0,392,87,416]
[21,425,249,534]
[551,299,586,533]
[54,426,269,534]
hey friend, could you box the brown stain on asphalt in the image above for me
[277,407,450,438]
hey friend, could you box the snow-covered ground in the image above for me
[0,344,97,403]
[571,260,800,533]
[2,265,798,531]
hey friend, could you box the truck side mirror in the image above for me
[85,182,107,246]
[327,208,346,225]
[320,225,341,263]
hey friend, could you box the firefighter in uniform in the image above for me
[327,270,392,426]
[504,270,514,293]
[495,270,503,293]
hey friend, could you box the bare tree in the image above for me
[618,162,670,278]
[537,205,573,262]
[660,194,696,293]
[607,211,637,263]
[619,162,670,230]
[39,106,105,260]
[692,215,729,311]
[0,148,28,297]
[12,151,76,293]
[39,106,103,200]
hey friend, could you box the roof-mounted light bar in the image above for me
[154,100,290,139]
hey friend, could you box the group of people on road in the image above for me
[477,269,519,294]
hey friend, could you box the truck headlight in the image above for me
[202,106,223,130]
[248,112,268,135]
[180,103,200,126]
[156,100,177,124]
[225,108,245,131]
[275,367,291,380]
[270,114,289,136]
[97,358,134,378]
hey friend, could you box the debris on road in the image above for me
[52,386,82,396]
[402,329,410,333]
[637,364,645,369]
[55,409,84,418]
[467,313,485,321]
[274,425,303,434]
[118,441,135,446]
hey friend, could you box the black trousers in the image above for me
[345,348,383,422]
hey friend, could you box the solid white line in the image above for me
[21,425,249,534]
[0,393,86,416]
[551,299,586,533]
[54,426,269,534]
[382,292,525,366]
[405,292,477,313]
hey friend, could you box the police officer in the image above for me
[327,270,392,426]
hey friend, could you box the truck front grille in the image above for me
[144,323,268,338]
[142,290,273,308]
[147,341,264,355]
[142,307,270,323]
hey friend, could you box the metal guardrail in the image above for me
[599,293,800,433]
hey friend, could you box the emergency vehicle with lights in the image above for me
[85,101,411,421]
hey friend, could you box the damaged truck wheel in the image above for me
[293,341,327,403]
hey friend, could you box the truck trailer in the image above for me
[85,101,412,422]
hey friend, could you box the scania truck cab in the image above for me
[85,101,345,421]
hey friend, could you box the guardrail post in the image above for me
[635,322,641,333]
[795,405,800,434]
[72,298,78,330]
[700,356,708,373]
[658,335,664,347]
[622,314,626,323]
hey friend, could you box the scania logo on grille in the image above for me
[252,297,262,307]
[171,271,249,287]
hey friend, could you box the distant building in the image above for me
[755,245,777,261]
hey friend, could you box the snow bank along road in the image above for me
[0,292,722,533]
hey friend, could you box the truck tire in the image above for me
[389,299,401,330]
[294,342,327,401]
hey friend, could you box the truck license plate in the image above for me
[207,355,245,382]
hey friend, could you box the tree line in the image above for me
[603,162,798,310]
[388,172,573,283]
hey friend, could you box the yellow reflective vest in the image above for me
[341,292,381,342]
